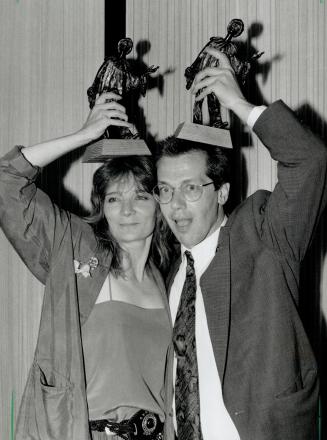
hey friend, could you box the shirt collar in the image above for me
[181,216,228,274]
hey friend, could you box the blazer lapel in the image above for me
[200,226,231,384]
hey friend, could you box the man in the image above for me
[154,48,327,440]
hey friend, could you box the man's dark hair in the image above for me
[155,136,231,190]
[85,155,173,275]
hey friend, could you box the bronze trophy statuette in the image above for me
[175,18,263,148]
[83,38,159,162]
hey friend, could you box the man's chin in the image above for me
[174,231,197,249]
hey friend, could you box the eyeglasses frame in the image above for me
[152,181,215,204]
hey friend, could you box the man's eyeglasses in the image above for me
[152,181,215,204]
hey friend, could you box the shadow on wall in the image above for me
[126,39,175,154]
[238,22,282,107]
[227,21,282,212]
[36,38,174,216]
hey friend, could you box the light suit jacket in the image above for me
[164,101,327,440]
[0,147,171,440]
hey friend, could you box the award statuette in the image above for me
[83,38,158,162]
[175,18,263,148]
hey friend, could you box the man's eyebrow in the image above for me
[157,178,198,185]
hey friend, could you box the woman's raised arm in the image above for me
[22,92,132,167]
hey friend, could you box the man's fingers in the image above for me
[194,85,214,102]
[191,76,217,97]
[191,68,225,93]
[191,65,235,94]
[203,48,234,71]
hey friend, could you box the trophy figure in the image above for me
[83,38,159,162]
[175,18,263,148]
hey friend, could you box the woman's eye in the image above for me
[106,197,120,203]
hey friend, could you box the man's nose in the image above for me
[121,199,135,215]
[170,188,187,209]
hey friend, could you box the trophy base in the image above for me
[82,138,151,163]
[174,122,233,149]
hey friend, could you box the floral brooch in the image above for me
[74,257,98,278]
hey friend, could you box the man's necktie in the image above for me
[173,251,203,440]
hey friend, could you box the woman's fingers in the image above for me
[95,101,128,115]
[106,118,134,128]
[102,109,132,126]
[95,91,122,104]
[92,93,131,124]
[81,91,133,139]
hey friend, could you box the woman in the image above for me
[0,93,173,440]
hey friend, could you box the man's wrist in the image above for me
[229,99,256,124]
[247,105,267,129]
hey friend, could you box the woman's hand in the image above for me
[79,92,134,142]
[21,92,134,168]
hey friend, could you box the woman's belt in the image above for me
[89,409,163,440]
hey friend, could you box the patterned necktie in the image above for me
[173,251,203,440]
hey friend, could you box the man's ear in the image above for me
[217,182,230,205]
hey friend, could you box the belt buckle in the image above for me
[104,426,116,437]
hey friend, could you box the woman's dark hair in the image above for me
[155,136,231,190]
[86,155,173,275]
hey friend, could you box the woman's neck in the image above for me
[120,235,152,282]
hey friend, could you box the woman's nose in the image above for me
[121,199,136,215]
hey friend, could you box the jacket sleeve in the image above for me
[253,100,327,262]
[0,146,74,284]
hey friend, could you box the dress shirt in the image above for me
[247,105,267,128]
[170,217,240,440]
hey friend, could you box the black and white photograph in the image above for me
[0,1,327,439]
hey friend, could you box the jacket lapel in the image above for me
[166,226,232,383]
[200,226,231,384]
[77,249,112,326]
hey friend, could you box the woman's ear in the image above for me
[217,182,230,205]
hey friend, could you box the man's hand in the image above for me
[190,48,255,123]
